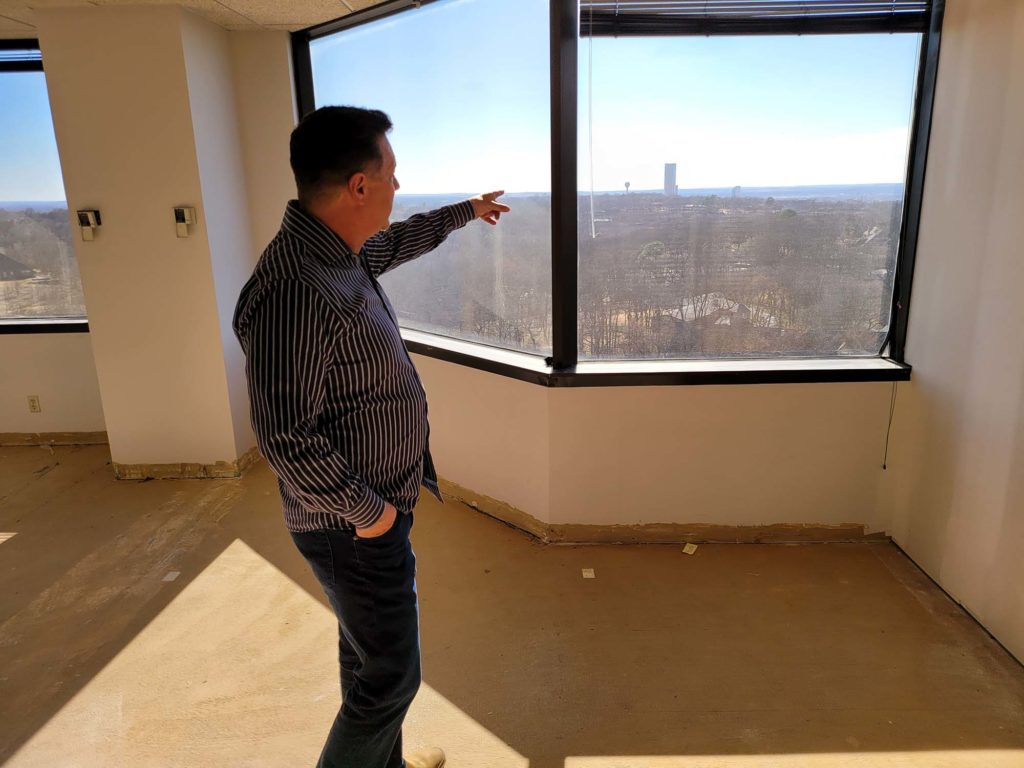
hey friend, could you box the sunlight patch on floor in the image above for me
[406,681,529,768]
[7,538,526,768]
[565,751,1024,768]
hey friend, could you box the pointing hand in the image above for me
[469,191,511,226]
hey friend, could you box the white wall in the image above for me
[549,383,893,528]
[417,351,894,530]
[229,32,297,254]
[878,0,1024,663]
[180,12,257,459]
[0,334,105,434]
[35,6,252,466]
[414,354,552,522]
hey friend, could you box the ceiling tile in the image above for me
[0,22,35,39]
[0,2,34,38]
[0,0,372,38]
[218,0,351,28]
[93,0,262,28]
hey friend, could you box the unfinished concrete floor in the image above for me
[1,444,1023,768]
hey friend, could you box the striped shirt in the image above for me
[233,199,476,533]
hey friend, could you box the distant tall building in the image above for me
[664,163,677,196]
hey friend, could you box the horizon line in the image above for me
[0,181,905,206]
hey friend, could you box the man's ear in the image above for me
[348,172,367,202]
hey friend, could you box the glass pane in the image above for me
[310,0,552,357]
[0,71,83,321]
[578,34,921,360]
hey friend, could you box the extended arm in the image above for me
[362,191,511,277]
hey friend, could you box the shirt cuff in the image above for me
[347,486,388,528]
[447,200,477,229]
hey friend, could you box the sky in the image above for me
[312,0,921,194]
[1,0,922,202]
[0,71,66,203]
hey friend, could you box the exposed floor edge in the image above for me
[236,445,262,474]
[0,431,108,446]
[112,446,262,480]
[438,477,889,545]
[889,540,1024,670]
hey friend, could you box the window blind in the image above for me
[0,44,42,72]
[0,49,41,63]
[579,1,933,36]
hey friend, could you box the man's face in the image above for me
[365,135,399,233]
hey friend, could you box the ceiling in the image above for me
[0,0,379,39]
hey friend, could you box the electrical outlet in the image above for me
[28,395,41,413]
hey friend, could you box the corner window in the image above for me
[293,0,939,385]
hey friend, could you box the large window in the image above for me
[578,33,920,360]
[0,45,83,324]
[309,0,552,357]
[295,0,940,382]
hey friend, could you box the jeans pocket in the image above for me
[355,511,407,543]
[353,513,411,565]
[291,529,338,590]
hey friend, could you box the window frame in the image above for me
[292,0,944,387]
[0,39,88,336]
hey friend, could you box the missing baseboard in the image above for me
[112,446,262,481]
[438,477,888,545]
[0,431,108,447]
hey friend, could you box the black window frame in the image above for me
[292,0,944,387]
[0,39,89,336]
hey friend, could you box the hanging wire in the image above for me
[882,380,899,469]
[587,4,597,239]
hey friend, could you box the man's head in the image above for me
[290,106,400,242]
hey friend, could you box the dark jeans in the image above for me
[291,512,420,768]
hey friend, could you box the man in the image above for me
[233,106,509,768]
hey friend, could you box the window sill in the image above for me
[402,329,911,387]
[0,319,89,334]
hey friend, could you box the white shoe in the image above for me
[404,746,446,768]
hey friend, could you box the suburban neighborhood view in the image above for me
[0,202,85,320]
[2,182,903,362]
[384,181,903,360]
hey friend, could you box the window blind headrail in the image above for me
[580,1,933,36]
[0,41,42,72]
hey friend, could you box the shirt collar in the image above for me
[281,200,358,266]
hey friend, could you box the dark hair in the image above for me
[289,106,393,205]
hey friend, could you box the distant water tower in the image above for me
[664,163,677,196]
